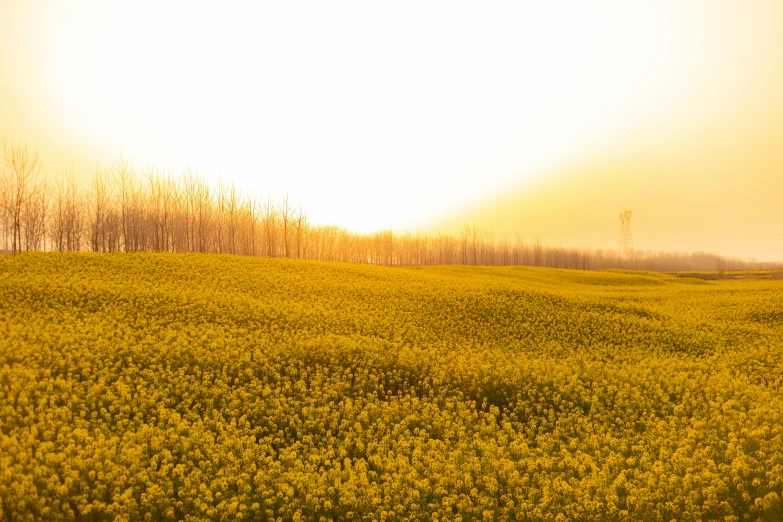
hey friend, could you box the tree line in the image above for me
[1,141,778,272]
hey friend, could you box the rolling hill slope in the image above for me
[1,253,782,521]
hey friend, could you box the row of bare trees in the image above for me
[1,142,778,272]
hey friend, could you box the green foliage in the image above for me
[1,253,782,521]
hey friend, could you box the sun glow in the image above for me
[1,1,782,254]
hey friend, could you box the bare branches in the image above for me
[0,160,9,252]
[262,196,277,257]
[3,141,43,253]
[89,167,111,252]
[113,153,134,252]
[281,194,292,258]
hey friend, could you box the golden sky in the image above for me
[1,1,782,259]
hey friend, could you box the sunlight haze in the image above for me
[1,0,781,258]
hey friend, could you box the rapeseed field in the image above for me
[1,253,782,521]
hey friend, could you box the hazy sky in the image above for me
[1,1,782,258]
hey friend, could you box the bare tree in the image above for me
[3,142,43,253]
[161,171,176,252]
[294,205,308,259]
[22,180,47,251]
[181,168,200,253]
[262,197,277,257]
[216,178,227,254]
[249,197,259,256]
[281,194,292,258]
[228,183,239,255]
[144,163,162,251]
[89,167,109,252]
[113,153,133,252]
[533,235,543,267]
[64,171,83,252]
[50,172,68,252]
[0,162,10,251]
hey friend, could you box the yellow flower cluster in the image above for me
[1,253,782,521]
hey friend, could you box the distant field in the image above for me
[674,270,783,281]
[1,253,782,521]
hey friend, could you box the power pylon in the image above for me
[619,209,634,258]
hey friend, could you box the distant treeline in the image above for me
[1,142,778,271]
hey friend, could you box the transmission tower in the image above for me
[619,209,634,258]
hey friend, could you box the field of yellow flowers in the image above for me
[1,253,782,521]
